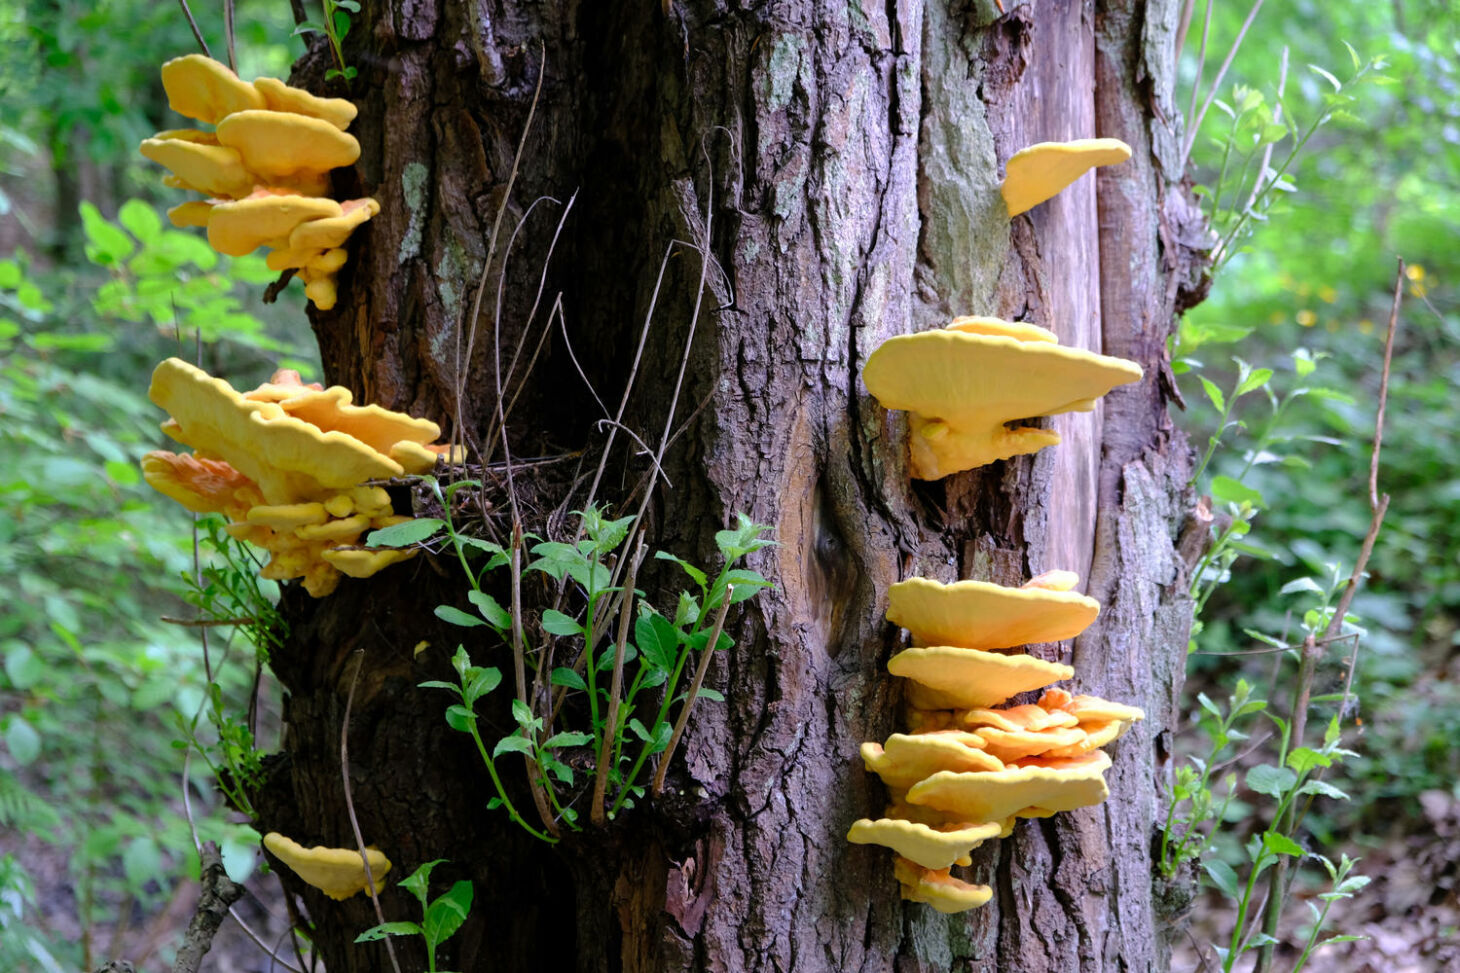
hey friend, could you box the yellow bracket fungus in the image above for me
[851,571,1148,913]
[262,832,391,901]
[862,319,1144,478]
[1000,138,1132,217]
[887,646,1073,710]
[847,818,1002,871]
[892,857,994,913]
[860,733,1003,793]
[886,575,1100,650]
[142,358,449,597]
[140,54,378,309]
[906,751,1113,823]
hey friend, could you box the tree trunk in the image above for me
[252,1,1208,970]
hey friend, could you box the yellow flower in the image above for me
[1296,309,1317,327]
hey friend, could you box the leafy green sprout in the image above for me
[1185,349,1356,640]
[294,0,360,82]
[1191,45,1389,275]
[355,859,472,973]
[170,515,281,817]
[365,480,773,840]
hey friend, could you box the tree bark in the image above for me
[252,1,1207,970]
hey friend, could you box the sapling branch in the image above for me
[1252,259,1401,973]
[174,0,212,58]
[594,537,645,825]
[341,651,404,973]
[652,589,733,799]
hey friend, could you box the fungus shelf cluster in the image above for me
[142,358,450,596]
[847,575,1144,912]
[262,832,392,901]
[139,54,377,309]
[851,138,1147,913]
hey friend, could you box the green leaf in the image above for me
[634,611,681,671]
[468,590,510,630]
[543,731,593,748]
[117,199,162,243]
[1299,780,1349,801]
[695,687,725,702]
[540,610,583,637]
[462,667,501,704]
[1210,475,1264,508]
[550,667,587,690]
[1286,746,1331,775]
[511,699,534,726]
[655,550,708,588]
[1199,376,1226,412]
[104,459,141,486]
[1280,576,1324,596]
[355,921,422,942]
[444,705,476,732]
[1262,831,1306,858]
[1246,764,1296,798]
[715,514,775,560]
[399,860,444,907]
[4,645,43,690]
[3,717,41,766]
[366,518,444,547]
[423,880,473,949]
[1235,367,1273,397]
[79,202,134,264]
[493,734,534,758]
[1203,859,1240,900]
[1308,63,1342,92]
[435,605,485,628]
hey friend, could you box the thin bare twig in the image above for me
[161,615,259,627]
[175,0,211,58]
[223,0,236,71]
[1252,258,1401,972]
[593,536,646,824]
[341,651,403,973]
[1182,0,1267,168]
[652,590,733,798]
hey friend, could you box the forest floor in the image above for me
[1171,787,1460,972]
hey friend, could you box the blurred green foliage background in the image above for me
[0,0,1455,967]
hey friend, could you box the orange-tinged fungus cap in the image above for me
[262,832,391,901]
[962,703,1079,733]
[253,76,358,130]
[263,384,443,460]
[289,197,380,251]
[245,502,329,531]
[301,271,339,310]
[906,750,1111,823]
[1041,691,1146,726]
[862,324,1143,478]
[160,54,266,124]
[888,646,1072,710]
[847,818,1003,871]
[886,576,1099,650]
[1000,138,1132,217]
[140,452,256,516]
[168,201,214,228]
[207,193,343,257]
[975,725,1090,763]
[140,137,256,200]
[892,857,993,913]
[148,357,407,503]
[216,109,361,182]
[322,547,416,579]
[860,732,1002,792]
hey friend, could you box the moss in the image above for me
[397,161,429,264]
